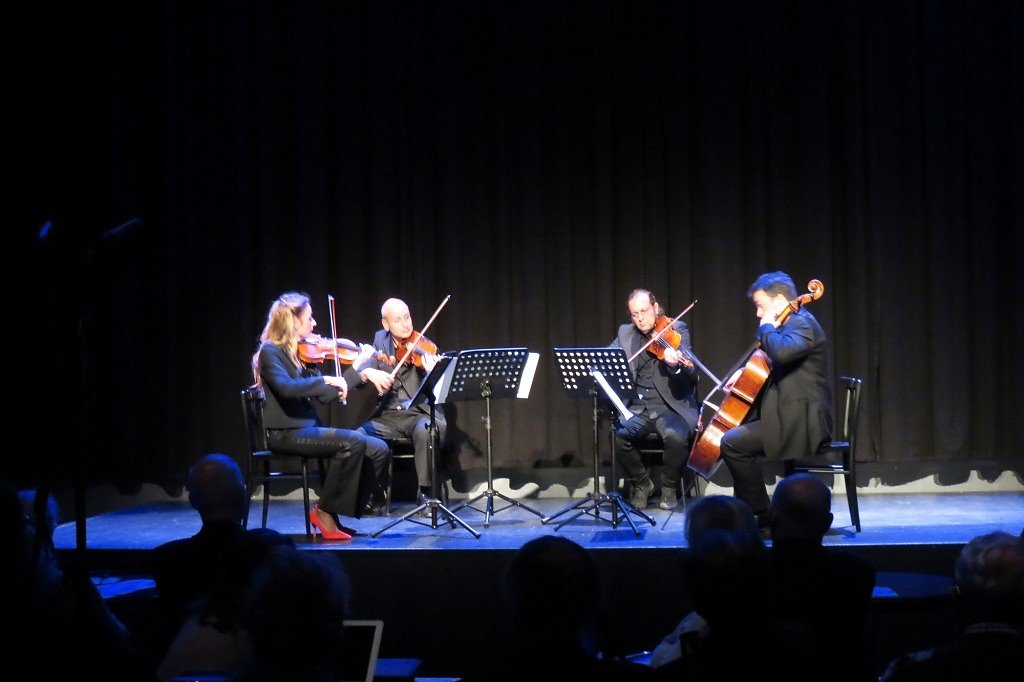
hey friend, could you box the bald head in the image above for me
[770,473,833,542]
[381,298,408,319]
[187,453,246,524]
[381,298,414,338]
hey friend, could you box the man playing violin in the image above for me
[718,271,833,528]
[356,298,446,512]
[611,289,700,510]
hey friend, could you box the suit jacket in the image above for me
[753,308,832,460]
[257,341,357,429]
[767,538,876,681]
[149,519,247,628]
[612,320,699,429]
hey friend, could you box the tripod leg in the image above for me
[493,490,545,518]
[542,495,594,524]
[433,501,481,538]
[609,495,643,537]
[370,501,431,538]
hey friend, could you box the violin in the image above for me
[297,334,360,365]
[629,300,697,365]
[645,315,689,363]
[386,331,439,369]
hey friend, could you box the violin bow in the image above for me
[627,299,697,363]
[388,294,451,379]
[327,294,346,405]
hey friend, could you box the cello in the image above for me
[686,279,824,478]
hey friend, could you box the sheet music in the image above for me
[433,355,458,404]
[516,352,540,399]
[592,369,633,423]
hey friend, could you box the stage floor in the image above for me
[55,490,1024,554]
[53,491,1024,680]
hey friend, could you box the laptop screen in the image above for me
[337,620,384,682]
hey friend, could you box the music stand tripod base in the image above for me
[370,494,481,539]
[444,348,545,527]
[542,347,656,536]
[370,354,480,539]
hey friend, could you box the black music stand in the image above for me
[371,355,480,539]
[447,348,544,527]
[541,347,655,536]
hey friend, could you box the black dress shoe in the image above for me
[363,493,387,516]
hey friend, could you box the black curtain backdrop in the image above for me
[14,0,1023,494]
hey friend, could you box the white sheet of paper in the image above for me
[592,369,633,422]
[516,352,540,399]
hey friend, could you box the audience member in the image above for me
[766,473,876,681]
[156,528,294,681]
[149,454,249,656]
[880,530,1024,681]
[649,494,760,668]
[462,535,654,681]
[1,482,155,680]
[232,544,353,682]
[652,529,790,679]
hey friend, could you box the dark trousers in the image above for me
[719,419,771,514]
[614,408,692,491]
[361,408,446,488]
[267,426,390,518]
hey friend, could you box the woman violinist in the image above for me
[609,288,701,511]
[716,272,832,528]
[251,292,391,540]
[356,297,446,509]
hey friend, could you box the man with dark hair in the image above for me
[717,271,832,527]
[610,288,700,510]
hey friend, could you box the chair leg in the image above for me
[845,470,861,532]
[261,462,270,529]
[385,456,395,516]
[301,460,312,538]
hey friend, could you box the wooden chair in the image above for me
[240,385,324,537]
[383,436,415,515]
[784,376,863,532]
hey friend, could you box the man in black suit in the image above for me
[611,288,700,510]
[149,453,248,647]
[357,298,445,510]
[767,473,876,681]
[719,271,833,526]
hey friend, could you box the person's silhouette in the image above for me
[461,535,655,681]
[149,454,249,656]
[880,531,1023,681]
[766,473,876,682]
[649,494,760,667]
[232,544,352,682]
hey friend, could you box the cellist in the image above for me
[718,271,833,528]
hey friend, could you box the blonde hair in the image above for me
[251,292,310,386]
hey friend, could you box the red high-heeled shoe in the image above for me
[310,504,352,541]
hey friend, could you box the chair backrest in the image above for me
[836,376,863,449]
[240,385,270,454]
